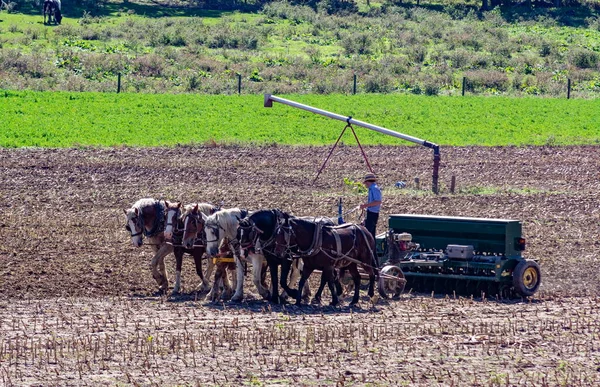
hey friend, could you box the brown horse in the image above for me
[163,201,219,294]
[123,198,216,295]
[274,218,378,306]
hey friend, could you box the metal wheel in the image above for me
[378,265,406,299]
[513,260,541,297]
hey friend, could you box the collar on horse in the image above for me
[144,200,165,238]
[240,210,286,254]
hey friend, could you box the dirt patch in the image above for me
[1,145,599,385]
[1,145,599,298]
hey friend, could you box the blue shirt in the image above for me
[367,183,382,213]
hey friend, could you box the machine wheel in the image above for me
[513,260,541,297]
[378,265,406,299]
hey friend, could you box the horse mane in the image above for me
[208,208,246,240]
[181,203,217,219]
[126,198,157,220]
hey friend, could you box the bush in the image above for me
[133,54,164,77]
[407,46,426,64]
[424,81,440,96]
[570,48,599,69]
[341,32,372,55]
[364,73,393,93]
[464,70,509,92]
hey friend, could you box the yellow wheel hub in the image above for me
[522,267,539,290]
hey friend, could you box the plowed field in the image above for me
[1,145,599,386]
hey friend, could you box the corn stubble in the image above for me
[0,145,599,385]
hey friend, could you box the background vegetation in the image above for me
[2,90,599,147]
[0,0,599,97]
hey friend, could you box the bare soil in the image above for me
[1,145,599,385]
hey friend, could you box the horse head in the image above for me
[164,200,182,241]
[123,207,144,247]
[182,204,208,250]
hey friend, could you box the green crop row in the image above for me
[1,90,599,147]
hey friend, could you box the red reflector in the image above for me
[516,238,526,251]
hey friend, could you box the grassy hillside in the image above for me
[0,0,599,96]
[2,90,599,147]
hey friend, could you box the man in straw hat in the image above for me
[360,173,382,238]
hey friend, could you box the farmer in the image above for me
[360,173,382,238]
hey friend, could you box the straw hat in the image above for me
[363,173,378,182]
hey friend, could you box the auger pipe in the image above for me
[264,94,441,194]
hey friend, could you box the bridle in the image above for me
[182,211,211,246]
[166,207,181,234]
[238,218,265,250]
[125,213,145,238]
[204,222,223,244]
[239,210,290,256]
[274,219,298,258]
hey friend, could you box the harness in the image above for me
[144,201,165,237]
[239,210,286,256]
[278,220,377,270]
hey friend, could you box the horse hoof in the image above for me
[231,294,243,302]
[349,301,359,307]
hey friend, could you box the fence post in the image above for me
[462,77,466,96]
[450,175,456,194]
[567,78,571,99]
[117,73,121,93]
[353,74,357,95]
[414,177,420,190]
[237,74,242,95]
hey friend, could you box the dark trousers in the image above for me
[364,211,379,239]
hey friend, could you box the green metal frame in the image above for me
[376,214,527,285]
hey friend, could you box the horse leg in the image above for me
[312,272,328,304]
[172,247,183,294]
[279,259,298,301]
[296,263,314,306]
[200,256,214,293]
[230,252,245,302]
[150,244,172,294]
[222,264,234,301]
[251,253,270,300]
[157,255,169,293]
[192,248,207,293]
[335,268,345,296]
[367,267,376,298]
[327,267,340,306]
[349,264,362,306]
[268,260,280,305]
[207,263,222,302]
[291,259,311,302]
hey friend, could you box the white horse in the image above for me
[198,208,269,302]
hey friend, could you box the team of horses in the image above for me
[124,198,379,306]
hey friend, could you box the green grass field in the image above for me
[1,90,599,147]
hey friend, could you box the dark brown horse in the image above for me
[238,210,338,304]
[43,0,61,25]
[274,218,378,306]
